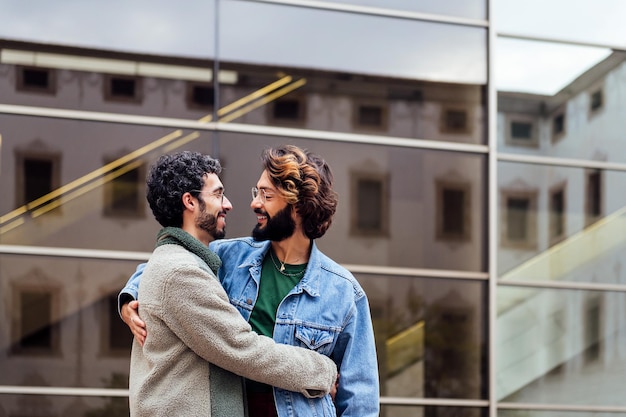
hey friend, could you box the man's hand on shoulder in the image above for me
[121,300,147,346]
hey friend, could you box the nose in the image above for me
[250,194,263,210]
[222,195,233,211]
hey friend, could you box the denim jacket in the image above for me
[120,237,380,417]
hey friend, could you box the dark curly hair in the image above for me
[261,144,338,239]
[146,151,222,227]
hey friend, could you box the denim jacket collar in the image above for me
[241,239,322,298]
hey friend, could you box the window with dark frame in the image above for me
[187,82,214,109]
[549,187,565,243]
[511,121,533,141]
[442,109,469,133]
[506,197,530,242]
[589,89,603,113]
[585,170,602,226]
[13,289,59,355]
[584,298,601,363]
[103,161,145,218]
[106,293,134,353]
[16,66,56,94]
[357,178,383,232]
[552,112,565,141]
[23,158,53,204]
[357,104,384,128]
[105,75,142,103]
[436,181,471,242]
[350,172,389,237]
[273,98,301,120]
[17,152,61,212]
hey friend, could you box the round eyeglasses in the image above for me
[251,187,267,203]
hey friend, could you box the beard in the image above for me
[197,201,226,240]
[252,205,295,242]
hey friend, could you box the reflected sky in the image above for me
[0,0,624,94]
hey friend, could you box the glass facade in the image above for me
[1,0,625,416]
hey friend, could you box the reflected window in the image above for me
[101,293,134,356]
[15,151,61,210]
[103,158,146,218]
[16,66,56,94]
[441,106,471,134]
[436,180,471,242]
[549,184,566,244]
[350,172,389,237]
[589,87,604,116]
[505,115,538,148]
[552,111,566,142]
[354,101,387,131]
[584,296,601,363]
[12,288,60,355]
[585,169,603,226]
[187,82,214,109]
[104,75,142,103]
[501,190,538,249]
[269,95,305,125]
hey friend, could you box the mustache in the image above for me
[254,208,268,216]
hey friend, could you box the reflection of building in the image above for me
[0,5,625,417]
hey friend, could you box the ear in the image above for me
[182,192,196,211]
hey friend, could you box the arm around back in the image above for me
[145,252,337,398]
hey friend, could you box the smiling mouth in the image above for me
[256,214,267,222]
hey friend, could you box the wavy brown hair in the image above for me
[261,144,338,239]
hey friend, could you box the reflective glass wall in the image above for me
[0,0,624,416]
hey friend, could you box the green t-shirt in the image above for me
[246,250,307,394]
[249,250,307,337]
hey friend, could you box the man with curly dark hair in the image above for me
[121,145,379,417]
[126,151,338,417]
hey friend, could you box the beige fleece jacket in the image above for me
[129,244,337,417]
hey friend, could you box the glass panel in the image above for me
[0,394,129,417]
[497,287,626,406]
[499,411,626,417]
[0,1,215,57]
[216,133,487,272]
[498,162,626,285]
[0,255,137,388]
[382,405,486,417]
[359,274,487,400]
[0,40,225,118]
[495,0,626,46]
[220,1,487,85]
[497,41,625,161]
[326,0,485,20]
[0,115,218,251]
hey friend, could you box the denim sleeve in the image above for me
[116,262,147,318]
[333,294,380,417]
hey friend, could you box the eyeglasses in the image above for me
[251,187,269,204]
[190,189,225,203]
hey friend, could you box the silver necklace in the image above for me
[269,250,306,277]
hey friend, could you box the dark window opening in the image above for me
[550,189,565,238]
[507,197,530,241]
[23,68,49,89]
[442,188,465,236]
[24,158,53,203]
[590,90,603,112]
[357,179,383,231]
[445,110,468,131]
[110,77,136,98]
[553,114,565,135]
[511,121,532,140]
[273,99,300,120]
[358,105,383,127]
[191,85,214,107]
[108,294,133,351]
[19,291,53,350]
